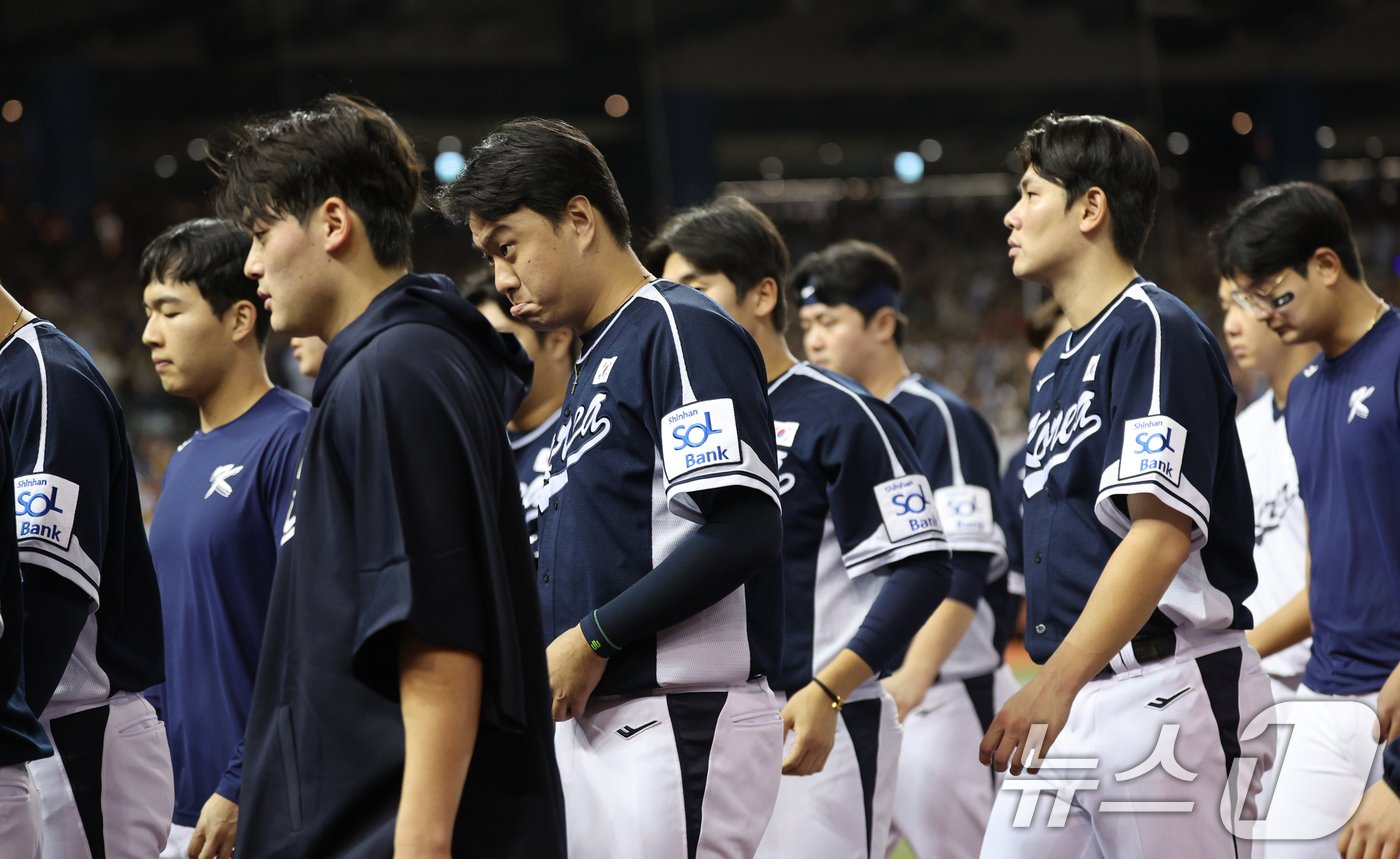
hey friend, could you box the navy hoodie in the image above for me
[237,274,565,858]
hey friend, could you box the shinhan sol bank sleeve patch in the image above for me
[1118,415,1187,486]
[662,398,742,480]
[14,472,79,551]
[932,485,994,540]
[874,474,939,542]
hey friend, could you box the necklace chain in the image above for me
[3,307,23,340]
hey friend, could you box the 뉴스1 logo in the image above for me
[14,472,79,551]
[1118,415,1187,485]
[662,398,741,479]
[874,474,940,543]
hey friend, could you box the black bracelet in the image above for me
[811,677,844,711]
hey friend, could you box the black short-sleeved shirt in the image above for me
[237,275,564,858]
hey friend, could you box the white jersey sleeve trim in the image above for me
[843,533,951,579]
[1095,464,1211,552]
[19,539,101,604]
[666,472,781,523]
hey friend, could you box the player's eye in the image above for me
[499,243,514,258]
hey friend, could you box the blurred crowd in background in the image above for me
[1,166,1397,524]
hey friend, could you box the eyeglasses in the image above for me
[1231,269,1297,314]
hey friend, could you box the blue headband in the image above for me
[799,278,901,313]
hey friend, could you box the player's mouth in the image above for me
[1007,240,1021,258]
[152,358,173,372]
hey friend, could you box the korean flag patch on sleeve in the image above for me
[874,474,940,542]
[932,485,994,540]
[662,398,743,480]
[14,473,79,551]
[1118,415,1187,485]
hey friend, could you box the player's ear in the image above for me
[1079,186,1110,237]
[321,197,352,255]
[1311,247,1342,288]
[748,277,779,320]
[563,196,596,251]
[226,298,258,344]
[870,306,898,344]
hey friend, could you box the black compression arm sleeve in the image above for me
[946,551,994,608]
[581,487,781,653]
[847,553,951,672]
[23,572,91,715]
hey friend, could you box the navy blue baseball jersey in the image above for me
[510,407,560,555]
[535,280,782,697]
[887,374,1010,677]
[0,320,163,713]
[1285,308,1400,695]
[1020,280,1256,663]
[768,362,949,695]
[0,414,52,768]
[238,275,564,858]
[147,387,307,827]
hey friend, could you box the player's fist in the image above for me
[189,792,238,859]
[545,624,608,722]
[1337,779,1400,859]
[780,684,840,776]
[979,673,1074,776]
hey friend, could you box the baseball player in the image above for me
[646,197,953,858]
[795,239,1014,859]
[978,113,1272,858]
[1213,181,1399,854]
[138,218,308,859]
[441,119,786,859]
[1215,273,1316,701]
[0,418,53,859]
[217,94,565,858]
[0,279,172,859]
[466,280,575,552]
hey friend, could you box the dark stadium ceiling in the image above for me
[1,0,1398,184]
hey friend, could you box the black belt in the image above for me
[1095,632,1176,679]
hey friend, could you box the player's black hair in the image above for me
[436,117,631,247]
[139,218,269,345]
[790,239,907,347]
[1017,113,1160,263]
[1210,181,1363,282]
[1026,298,1065,351]
[643,196,791,332]
[211,94,421,271]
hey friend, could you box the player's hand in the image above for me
[780,684,840,776]
[545,624,608,722]
[881,666,931,723]
[188,792,238,859]
[978,673,1075,776]
[1376,661,1400,743]
[1337,779,1400,859]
